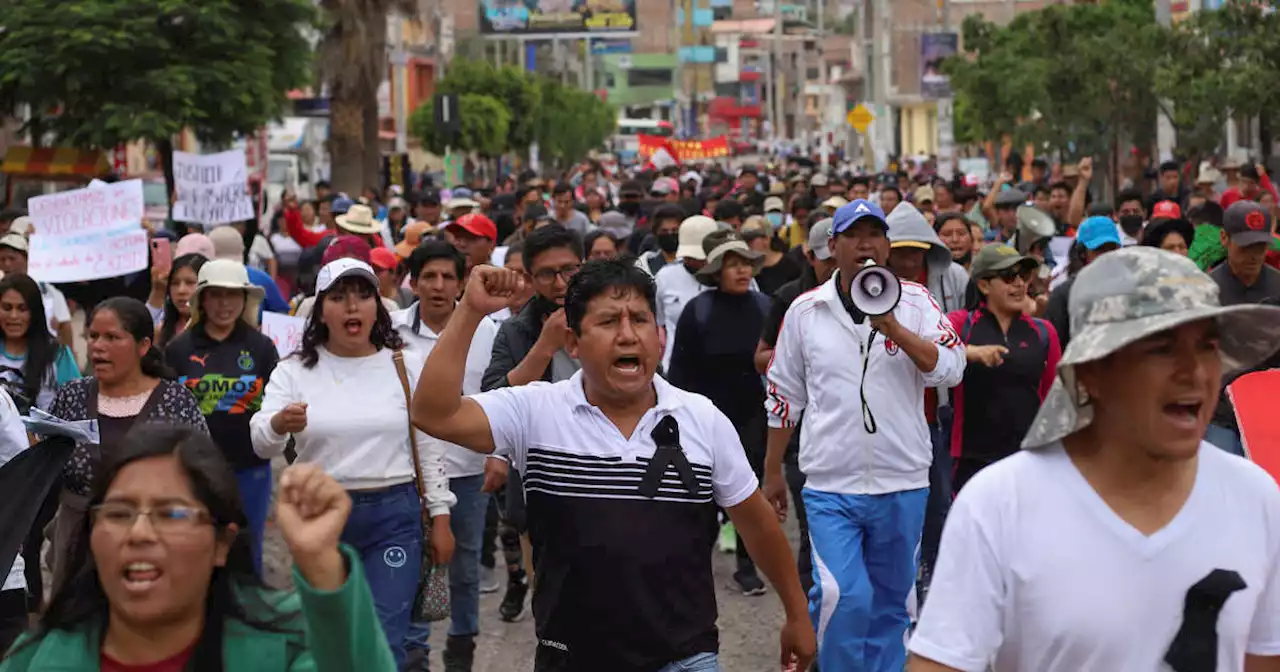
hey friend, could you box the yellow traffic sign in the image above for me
[847,104,874,133]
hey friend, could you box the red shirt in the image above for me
[101,645,195,672]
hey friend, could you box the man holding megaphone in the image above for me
[763,199,966,672]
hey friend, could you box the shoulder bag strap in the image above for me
[391,350,427,504]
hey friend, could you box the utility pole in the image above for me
[390,15,409,154]
[936,0,954,180]
[817,0,829,169]
[1155,0,1176,163]
[872,0,891,171]
[771,0,784,147]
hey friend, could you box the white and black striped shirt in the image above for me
[472,371,757,671]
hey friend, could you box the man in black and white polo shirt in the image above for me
[414,260,815,672]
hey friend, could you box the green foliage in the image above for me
[0,0,317,149]
[944,0,1280,164]
[436,60,543,152]
[533,78,616,165]
[944,1,1160,159]
[409,94,511,157]
[421,60,615,164]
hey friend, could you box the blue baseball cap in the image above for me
[1077,216,1123,250]
[831,199,888,236]
[330,196,355,215]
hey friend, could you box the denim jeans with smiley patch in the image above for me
[340,482,423,670]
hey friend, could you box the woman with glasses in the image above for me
[1,424,395,671]
[947,244,1062,492]
[251,258,455,668]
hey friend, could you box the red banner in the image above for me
[1230,369,1280,482]
[638,135,731,163]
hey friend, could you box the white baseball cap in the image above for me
[316,258,378,294]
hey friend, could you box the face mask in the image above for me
[1118,215,1145,237]
[765,212,784,230]
[618,201,641,216]
[531,293,561,318]
[657,232,680,254]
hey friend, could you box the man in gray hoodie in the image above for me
[885,202,970,314]
[885,201,970,596]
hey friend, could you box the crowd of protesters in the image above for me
[0,146,1273,672]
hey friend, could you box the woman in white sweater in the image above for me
[250,258,455,669]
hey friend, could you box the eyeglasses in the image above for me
[91,503,213,533]
[532,264,581,284]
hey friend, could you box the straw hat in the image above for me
[187,260,266,329]
[336,204,382,235]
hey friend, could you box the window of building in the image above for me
[628,69,673,87]
[605,72,617,88]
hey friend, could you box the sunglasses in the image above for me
[985,265,1034,283]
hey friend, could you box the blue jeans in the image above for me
[1205,423,1245,457]
[341,483,423,670]
[921,407,954,578]
[804,487,928,672]
[235,463,272,578]
[656,652,719,671]
[405,474,491,652]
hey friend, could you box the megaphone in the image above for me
[849,260,902,317]
[1015,205,1057,256]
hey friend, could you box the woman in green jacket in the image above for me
[1,424,395,671]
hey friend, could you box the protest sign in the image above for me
[27,179,149,283]
[261,312,306,358]
[172,150,255,226]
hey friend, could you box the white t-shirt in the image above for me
[40,283,70,336]
[0,389,30,592]
[247,234,275,272]
[910,442,1280,672]
[392,303,499,479]
[270,233,303,269]
[249,346,456,516]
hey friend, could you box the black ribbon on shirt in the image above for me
[1164,569,1247,672]
[638,416,700,498]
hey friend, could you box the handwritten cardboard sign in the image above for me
[172,150,255,226]
[261,312,307,358]
[27,179,148,283]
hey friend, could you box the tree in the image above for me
[0,0,315,197]
[944,0,1162,187]
[1153,12,1236,168]
[317,0,412,195]
[435,60,543,155]
[409,94,511,158]
[534,78,615,167]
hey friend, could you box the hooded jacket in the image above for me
[885,203,971,314]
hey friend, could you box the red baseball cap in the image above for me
[369,247,399,271]
[1151,200,1181,220]
[451,213,498,242]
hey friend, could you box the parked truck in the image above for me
[265,117,330,206]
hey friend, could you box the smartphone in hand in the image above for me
[151,238,172,276]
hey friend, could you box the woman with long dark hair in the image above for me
[152,254,208,349]
[47,297,208,592]
[251,258,455,668]
[0,273,79,413]
[0,424,395,670]
[0,273,81,618]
